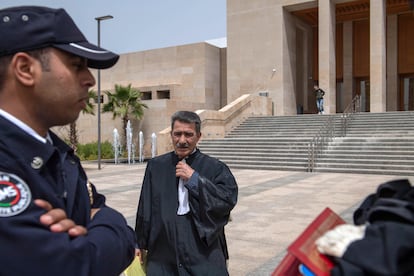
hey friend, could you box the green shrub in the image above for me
[101,141,115,159]
[76,141,114,161]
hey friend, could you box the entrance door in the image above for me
[355,78,370,112]
[399,75,414,111]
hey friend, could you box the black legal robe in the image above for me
[331,179,414,275]
[135,149,238,275]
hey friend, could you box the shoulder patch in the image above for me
[0,172,32,217]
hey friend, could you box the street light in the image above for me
[95,15,113,170]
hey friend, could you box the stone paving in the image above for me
[83,161,414,276]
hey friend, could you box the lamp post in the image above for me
[95,15,113,170]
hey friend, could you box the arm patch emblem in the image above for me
[0,172,32,217]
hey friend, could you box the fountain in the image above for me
[112,128,121,164]
[126,120,133,164]
[139,131,144,163]
[151,132,157,158]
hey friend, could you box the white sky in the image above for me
[0,0,227,54]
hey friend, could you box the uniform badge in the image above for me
[0,172,32,217]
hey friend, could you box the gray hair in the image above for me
[171,111,201,134]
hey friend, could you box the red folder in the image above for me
[272,207,345,276]
[272,251,301,276]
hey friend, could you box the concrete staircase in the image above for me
[198,111,414,175]
[314,111,414,175]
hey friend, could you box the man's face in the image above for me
[34,48,95,128]
[171,120,201,160]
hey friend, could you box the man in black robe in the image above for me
[135,111,238,275]
[316,179,414,275]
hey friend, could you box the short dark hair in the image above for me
[171,111,201,134]
[27,48,51,71]
[0,55,12,90]
[0,48,51,90]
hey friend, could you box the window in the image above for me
[141,91,152,100]
[157,90,170,99]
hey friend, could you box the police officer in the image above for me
[0,6,135,275]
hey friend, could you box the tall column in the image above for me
[343,21,354,110]
[387,15,398,111]
[370,0,387,112]
[318,0,336,114]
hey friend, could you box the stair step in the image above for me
[198,111,414,175]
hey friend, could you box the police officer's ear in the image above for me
[10,52,37,87]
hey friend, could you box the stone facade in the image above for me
[55,0,414,158]
[57,42,231,157]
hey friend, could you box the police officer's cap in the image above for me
[0,6,119,69]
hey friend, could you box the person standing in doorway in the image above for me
[135,110,238,275]
[314,85,326,114]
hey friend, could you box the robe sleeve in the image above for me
[185,161,238,246]
[331,221,414,275]
[331,179,414,275]
[135,161,152,250]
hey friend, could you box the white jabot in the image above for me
[177,158,190,215]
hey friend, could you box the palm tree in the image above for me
[102,84,148,147]
[68,90,96,151]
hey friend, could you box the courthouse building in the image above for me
[67,0,414,156]
[226,0,413,114]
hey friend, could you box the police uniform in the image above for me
[0,5,134,275]
[0,114,135,275]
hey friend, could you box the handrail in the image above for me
[307,116,335,172]
[307,94,361,172]
[340,94,361,136]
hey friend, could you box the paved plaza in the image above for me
[83,161,414,276]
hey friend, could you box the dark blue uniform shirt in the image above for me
[0,116,135,276]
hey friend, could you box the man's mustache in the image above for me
[176,143,189,148]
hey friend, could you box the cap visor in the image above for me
[54,42,119,69]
